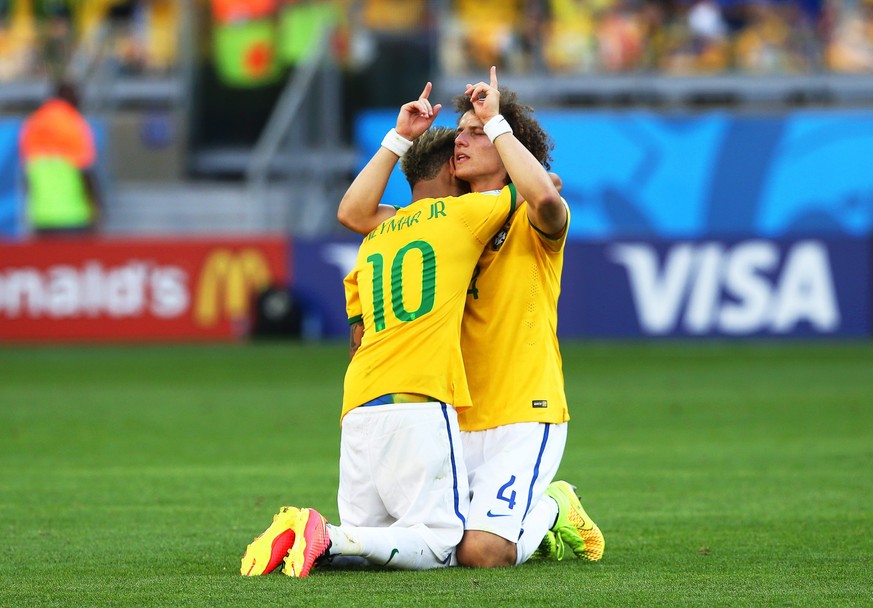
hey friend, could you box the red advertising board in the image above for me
[0,237,289,341]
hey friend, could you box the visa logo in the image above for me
[609,240,840,335]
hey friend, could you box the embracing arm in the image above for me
[337,82,443,235]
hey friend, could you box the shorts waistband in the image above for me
[360,393,435,407]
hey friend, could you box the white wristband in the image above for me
[483,114,512,143]
[381,128,413,157]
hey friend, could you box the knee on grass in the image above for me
[456,531,517,568]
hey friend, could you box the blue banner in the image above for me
[565,237,870,338]
[289,235,871,339]
[355,110,873,239]
[290,235,363,339]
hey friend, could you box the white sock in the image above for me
[326,524,449,570]
[515,496,559,565]
[325,524,363,556]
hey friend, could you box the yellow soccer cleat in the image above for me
[283,508,331,578]
[545,480,605,561]
[240,506,301,576]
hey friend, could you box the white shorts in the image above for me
[337,402,470,559]
[461,422,567,543]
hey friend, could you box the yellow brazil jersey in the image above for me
[342,186,517,419]
[458,200,571,431]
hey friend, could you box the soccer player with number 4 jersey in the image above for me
[451,72,603,567]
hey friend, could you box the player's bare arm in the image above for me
[337,83,443,235]
[549,172,562,193]
[349,321,363,359]
[516,172,563,203]
[469,67,566,236]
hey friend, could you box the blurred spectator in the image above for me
[688,0,730,70]
[827,0,873,71]
[33,0,75,80]
[139,0,180,72]
[654,2,692,73]
[689,0,727,42]
[540,0,599,73]
[637,0,670,70]
[19,81,101,237]
[734,1,798,72]
[440,0,532,72]
[597,0,647,71]
[0,0,38,81]
[107,0,180,75]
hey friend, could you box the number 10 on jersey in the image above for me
[367,240,436,332]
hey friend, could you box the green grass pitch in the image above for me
[1,341,871,607]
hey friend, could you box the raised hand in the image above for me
[396,82,442,140]
[464,66,500,124]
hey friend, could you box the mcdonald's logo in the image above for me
[195,248,273,327]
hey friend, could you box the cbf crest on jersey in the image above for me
[490,222,510,251]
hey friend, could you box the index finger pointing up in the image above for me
[490,66,498,91]
[419,81,433,101]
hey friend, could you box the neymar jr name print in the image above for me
[367,201,449,241]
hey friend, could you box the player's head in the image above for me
[452,86,553,189]
[401,126,468,199]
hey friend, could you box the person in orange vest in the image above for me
[19,81,101,236]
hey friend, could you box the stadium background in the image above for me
[1,3,871,606]
[1,0,871,340]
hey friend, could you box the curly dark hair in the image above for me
[400,126,457,189]
[453,86,553,170]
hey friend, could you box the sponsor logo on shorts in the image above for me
[532,400,548,408]
[486,510,511,518]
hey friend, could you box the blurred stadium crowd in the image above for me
[0,0,177,81]
[435,0,873,76]
[1,0,873,87]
